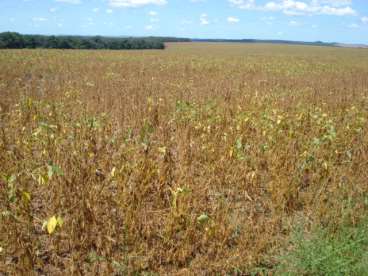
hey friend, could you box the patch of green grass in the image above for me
[276,220,368,276]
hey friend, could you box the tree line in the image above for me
[0,32,187,50]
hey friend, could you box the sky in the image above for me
[1,0,368,44]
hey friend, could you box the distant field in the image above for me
[1,43,368,274]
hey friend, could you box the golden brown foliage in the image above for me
[1,43,368,274]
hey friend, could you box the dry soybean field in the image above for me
[1,43,368,275]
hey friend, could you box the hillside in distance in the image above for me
[191,38,368,48]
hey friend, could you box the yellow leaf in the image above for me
[47,216,58,234]
[110,167,116,178]
[42,221,47,231]
[38,175,47,185]
[158,147,166,154]
[22,192,31,203]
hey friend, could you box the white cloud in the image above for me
[261,16,275,20]
[289,20,301,26]
[229,0,356,16]
[108,0,167,8]
[106,9,113,13]
[181,19,193,24]
[92,8,100,12]
[313,0,352,7]
[200,13,209,25]
[227,16,240,23]
[229,0,256,9]
[362,17,368,24]
[49,7,57,12]
[85,17,94,25]
[348,23,359,28]
[32,17,48,22]
[261,16,275,24]
[148,11,159,22]
[145,24,154,30]
[55,0,81,4]
[318,6,355,16]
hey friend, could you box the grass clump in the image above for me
[276,219,368,275]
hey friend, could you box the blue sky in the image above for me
[1,0,368,44]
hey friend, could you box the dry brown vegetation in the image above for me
[1,43,368,275]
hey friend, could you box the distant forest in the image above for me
[0,32,190,50]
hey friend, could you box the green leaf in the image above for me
[47,164,64,180]
[8,174,16,184]
[235,138,242,150]
[197,213,210,224]
[56,216,64,227]
[47,165,53,179]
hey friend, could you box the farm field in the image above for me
[1,43,368,274]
